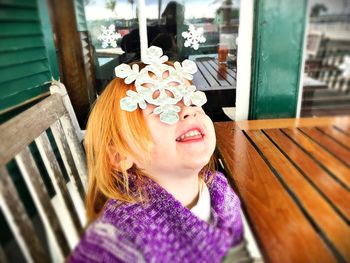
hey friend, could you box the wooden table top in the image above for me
[193,58,236,91]
[214,116,350,263]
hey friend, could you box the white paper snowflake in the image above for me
[338,55,350,78]
[98,24,121,48]
[115,46,207,125]
[181,24,206,50]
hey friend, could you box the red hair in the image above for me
[84,63,216,222]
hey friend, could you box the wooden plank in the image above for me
[193,69,210,90]
[15,147,70,257]
[264,129,350,223]
[335,124,350,135]
[205,60,235,84]
[299,127,350,166]
[196,61,220,87]
[0,167,49,263]
[214,122,336,263]
[0,94,66,166]
[318,126,350,149]
[236,115,350,131]
[247,129,350,261]
[201,60,230,86]
[51,120,86,201]
[50,0,95,127]
[35,133,83,236]
[59,114,88,190]
[210,59,236,80]
[282,128,350,190]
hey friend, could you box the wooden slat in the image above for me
[236,115,350,131]
[282,128,350,190]
[335,124,350,135]
[15,147,70,257]
[34,133,83,235]
[0,94,66,166]
[299,127,350,166]
[206,60,235,84]
[214,122,336,263]
[264,129,350,222]
[201,60,230,86]
[318,126,350,149]
[59,114,88,190]
[210,59,236,79]
[193,62,210,90]
[0,59,50,84]
[51,120,85,201]
[0,167,49,263]
[247,129,350,260]
[196,61,220,87]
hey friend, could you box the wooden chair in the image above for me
[0,82,87,263]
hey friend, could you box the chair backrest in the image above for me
[0,83,87,263]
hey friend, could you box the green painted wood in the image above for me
[0,6,39,21]
[0,71,51,98]
[0,60,50,84]
[0,0,36,8]
[0,21,42,36]
[74,0,88,31]
[249,0,307,119]
[37,0,59,79]
[0,0,59,113]
[0,36,44,51]
[0,48,47,68]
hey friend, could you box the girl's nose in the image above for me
[180,106,197,120]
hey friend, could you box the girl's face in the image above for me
[137,101,216,176]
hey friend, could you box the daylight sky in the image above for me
[84,0,241,20]
[84,0,349,21]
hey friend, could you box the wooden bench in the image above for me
[0,82,87,262]
[214,116,350,262]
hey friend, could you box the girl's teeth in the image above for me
[177,129,202,141]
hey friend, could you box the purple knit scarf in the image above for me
[69,172,243,262]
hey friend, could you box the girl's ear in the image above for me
[108,147,134,171]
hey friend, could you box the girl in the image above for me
[69,46,247,262]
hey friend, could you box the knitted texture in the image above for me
[69,171,243,262]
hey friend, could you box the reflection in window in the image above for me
[302,0,350,117]
[83,0,241,121]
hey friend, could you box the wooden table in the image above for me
[193,57,236,91]
[214,116,350,263]
[194,57,236,120]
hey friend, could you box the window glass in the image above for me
[302,0,350,117]
[83,0,241,121]
[83,0,140,91]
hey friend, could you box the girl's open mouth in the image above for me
[176,128,204,142]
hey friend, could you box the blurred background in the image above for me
[0,0,350,262]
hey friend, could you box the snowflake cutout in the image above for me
[174,85,207,107]
[120,89,147,111]
[115,46,207,125]
[182,24,206,50]
[338,55,350,78]
[173,60,197,80]
[98,24,121,48]
[153,104,181,125]
[115,64,140,84]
